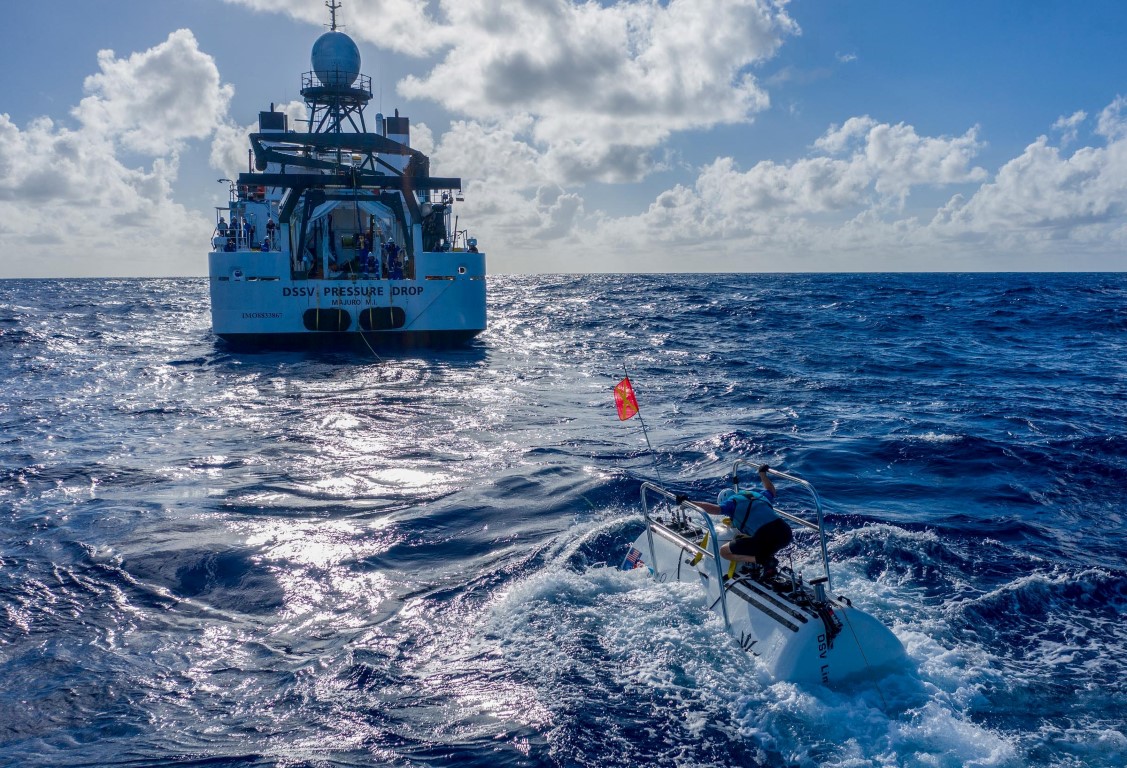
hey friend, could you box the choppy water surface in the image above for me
[1,273,1124,767]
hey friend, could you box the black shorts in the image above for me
[729,518,793,561]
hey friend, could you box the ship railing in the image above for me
[730,460,833,592]
[301,71,373,97]
[639,482,732,629]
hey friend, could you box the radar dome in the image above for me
[311,31,361,88]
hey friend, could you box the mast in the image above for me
[302,1,371,136]
[239,0,461,241]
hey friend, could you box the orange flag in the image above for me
[614,376,640,421]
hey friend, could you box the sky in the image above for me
[1,0,1126,277]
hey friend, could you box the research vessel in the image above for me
[622,461,906,685]
[208,2,486,349]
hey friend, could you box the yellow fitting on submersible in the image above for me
[689,532,709,566]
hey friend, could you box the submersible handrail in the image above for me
[639,481,732,629]
[731,461,833,593]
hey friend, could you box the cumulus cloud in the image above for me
[1052,110,1087,146]
[1096,95,1127,140]
[531,100,1127,272]
[613,115,987,241]
[227,0,797,184]
[932,120,1127,240]
[74,29,233,155]
[814,117,987,202]
[8,2,1122,277]
[430,116,551,189]
[0,31,233,277]
[453,177,586,260]
[225,0,443,57]
[404,0,794,182]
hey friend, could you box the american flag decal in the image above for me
[622,547,644,571]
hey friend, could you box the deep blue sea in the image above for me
[1,273,1125,768]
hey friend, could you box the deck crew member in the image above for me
[688,465,792,576]
[359,234,377,276]
[386,240,403,280]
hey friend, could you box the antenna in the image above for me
[305,0,369,133]
[326,0,341,31]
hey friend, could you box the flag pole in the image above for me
[621,361,666,489]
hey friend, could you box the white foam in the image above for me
[896,431,963,443]
[469,514,1127,766]
[480,541,1010,765]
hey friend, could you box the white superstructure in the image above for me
[208,3,485,349]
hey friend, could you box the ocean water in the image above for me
[0,273,1124,768]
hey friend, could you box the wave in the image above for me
[1,273,1125,767]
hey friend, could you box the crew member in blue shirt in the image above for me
[690,465,792,575]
